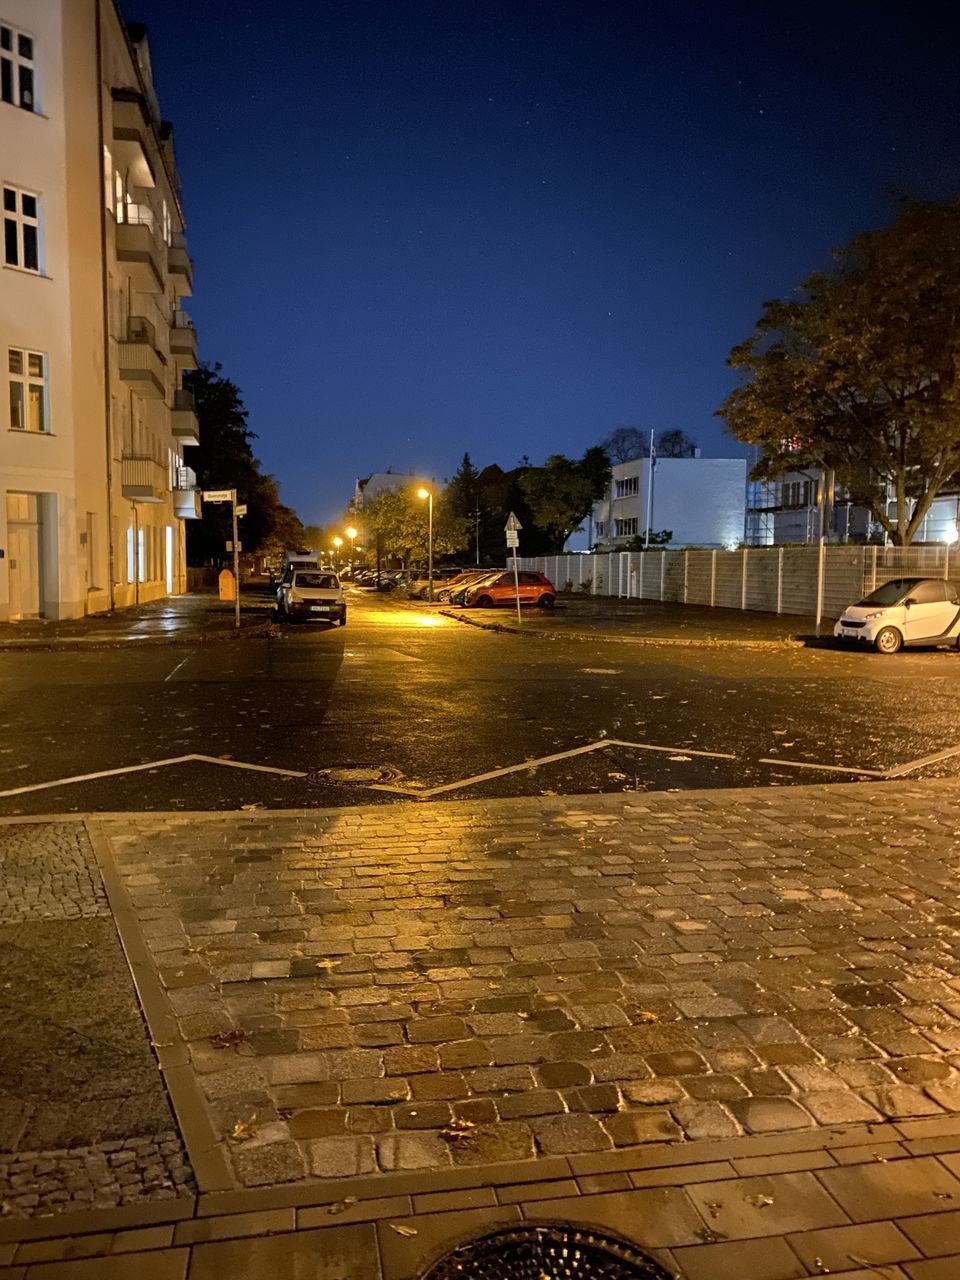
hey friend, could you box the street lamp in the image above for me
[417,487,434,602]
[332,535,343,569]
[345,525,357,570]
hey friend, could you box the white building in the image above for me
[590,457,746,550]
[353,471,416,508]
[1,1,199,621]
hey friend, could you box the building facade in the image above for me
[590,457,746,550]
[1,0,199,621]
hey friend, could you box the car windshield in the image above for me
[294,573,338,589]
[857,579,919,607]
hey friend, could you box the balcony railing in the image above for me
[171,387,200,446]
[174,464,197,491]
[170,309,198,366]
[121,455,166,503]
[115,217,164,293]
[118,318,166,398]
[167,231,193,296]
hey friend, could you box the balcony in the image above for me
[121,455,166,503]
[173,464,201,519]
[171,388,200,446]
[118,316,167,398]
[115,209,164,293]
[111,91,156,189]
[170,309,198,367]
[167,232,193,296]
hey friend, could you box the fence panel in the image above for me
[822,547,865,620]
[743,548,779,612]
[714,552,744,609]
[780,547,819,615]
[684,550,713,604]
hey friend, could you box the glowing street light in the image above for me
[417,487,434,602]
[332,535,343,569]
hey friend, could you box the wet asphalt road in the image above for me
[2,586,960,815]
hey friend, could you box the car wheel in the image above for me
[339,614,347,626]
[475,595,494,609]
[874,626,903,654]
[538,594,555,609]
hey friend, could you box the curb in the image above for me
[438,609,805,649]
[0,618,277,652]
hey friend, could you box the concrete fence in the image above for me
[518,545,955,619]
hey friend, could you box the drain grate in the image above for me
[418,1224,675,1279]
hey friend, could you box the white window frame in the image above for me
[615,475,639,498]
[615,517,638,537]
[3,183,41,273]
[0,21,36,112]
[8,345,49,433]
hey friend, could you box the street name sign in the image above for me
[202,489,233,503]
[235,503,248,517]
[506,531,519,548]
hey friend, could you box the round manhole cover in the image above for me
[419,1224,675,1280]
[308,765,402,785]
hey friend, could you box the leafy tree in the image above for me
[601,426,648,463]
[622,529,672,548]
[719,200,960,545]
[183,363,303,565]
[361,487,468,565]
[447,453,481,518]
[656,429,697,458]
[519,447,611,552]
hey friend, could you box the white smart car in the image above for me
[834,577,960,653]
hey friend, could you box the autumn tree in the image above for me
[361,487,468,564]
[519,447,611,552]
[720,200,960,545]
[656,428,698,458]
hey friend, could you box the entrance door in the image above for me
[6,492,41,619]
[165,525,173,594]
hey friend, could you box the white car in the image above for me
[278,570,346,625]
[834,577,960,653]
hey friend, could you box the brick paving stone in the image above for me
[377,1131,452,1171]
[306,1135,376,1178]
[729,1098,814,1133]
[671,1102,742,1140]
[818,1156,960,1221]
[533,1114,613,1155]
[787,1221,921,1273]
[671,1236,807,1280]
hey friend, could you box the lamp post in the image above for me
[346,525,357,571]
[417,487,434,602]
[332,535,343,570]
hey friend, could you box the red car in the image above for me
[463,570,556,609]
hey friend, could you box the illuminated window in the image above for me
[615,475,639,497]
[3,185,40,272]
[8,346,48,432]
[0,23,35,111]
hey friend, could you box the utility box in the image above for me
[218,568,236,602]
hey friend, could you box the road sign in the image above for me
[225,541,242,553]
[506,531,519,548]
[505,512,522,532]
[235,504,248,517]
[202,489,233,503]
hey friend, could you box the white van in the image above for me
[834,577,960,653]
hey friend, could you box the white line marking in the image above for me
[758,757,886,777]
[882,744,960,778]
[0,753,309,799]
[190,754,308,779]
[163,656,189,682]
[606,738,737,761]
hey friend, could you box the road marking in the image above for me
[163,656,190,682]
[759,757,887,777]
[369,737,738,799]
[883,744,960,777]
[0,753,308,799]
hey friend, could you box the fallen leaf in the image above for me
[638,1011,659,1023]
[327,1196,359,1215]
[210,1029,247,1051]
[745,1194,774,1208]
[389,1223,418,1237]
[229,1115,257,1142]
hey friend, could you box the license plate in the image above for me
[311,605,330,612]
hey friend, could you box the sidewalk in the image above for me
[0,592,274,650]
[3,777,960,1276]
[440,594,822,648]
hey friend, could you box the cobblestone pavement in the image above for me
[93,778,960,1191]
[0,822,195,1217]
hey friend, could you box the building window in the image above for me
[615,475,639,498]
[0,23,35,111]
[8,347,48,432]
[595,521,605,537]
[161,198,171,245]
[615,517,638,537]
[3,185,40,271]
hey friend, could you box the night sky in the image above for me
[126,0,960,525]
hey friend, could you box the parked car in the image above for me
[834,577,960,653]
[448,569,503,606]
[436,569,492,603]
[407,567,467,599]
[277,570,347,624]
[463,570,557,609]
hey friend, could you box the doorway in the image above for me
[6,492,42,619]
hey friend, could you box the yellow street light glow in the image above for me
[417,487,430,500]
[346,526,357,539]
[333,536,343,547]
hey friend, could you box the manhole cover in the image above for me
[419,1224,675,1279]
[308,765,402,785]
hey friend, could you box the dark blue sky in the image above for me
[128,0,960,525]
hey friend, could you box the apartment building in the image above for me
[0,0,199,621]
[590,457,746,550]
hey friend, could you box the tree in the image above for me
[361,487,468,564]
[183,363,303,564]
[519,447,611,552]
[719,200,960,545]
[446,453,481,518]
[656,429,697,458]
[601,426,647,463]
